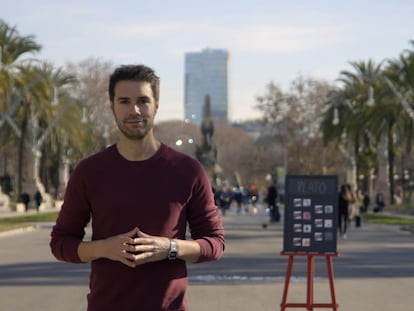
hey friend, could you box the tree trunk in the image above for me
[16,104,29,201]
[387,123,395,205]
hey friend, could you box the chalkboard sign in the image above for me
[283,175,338,254]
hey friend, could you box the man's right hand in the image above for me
[77,227,142,268]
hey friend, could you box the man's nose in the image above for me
[134,104,141,114]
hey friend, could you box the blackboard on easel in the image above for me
[283,175,338,254]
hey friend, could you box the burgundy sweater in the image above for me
[50,144,225,311]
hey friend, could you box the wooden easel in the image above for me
[280,252,339,310]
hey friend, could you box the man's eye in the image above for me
[138,99,150,105]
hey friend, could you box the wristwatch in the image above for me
[168,239,178,260]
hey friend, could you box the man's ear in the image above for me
[154,100,160,114]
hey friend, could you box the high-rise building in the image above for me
[184,48,229,126]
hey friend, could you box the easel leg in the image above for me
[326,256,338,310]
[306,255,314,311]
[280,255,294,311]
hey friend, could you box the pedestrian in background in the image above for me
[265,183,280,223]
[374,192,386,212]
[338,184,350,239]
[233,186,243,215]
[19,192,30,212]
[338,183,359,239]
[218,185,233,216]
[34,191,42,212]
[50,64,225,311]
[362,192,370,212]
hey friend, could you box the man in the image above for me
[265,183,279,222]
[50,64,225,311]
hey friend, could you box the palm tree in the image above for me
[0,19,41,200]
[0,19,41,110]
[385,41,414,145]
[25,62,79,202]
[382,41,414,203]
[322,61,382,192]
[325,60,413,203]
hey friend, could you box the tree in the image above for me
[322,59,411,204]
[255,75,337,177]
[213,125,256,186]
[154,120,258,187]
[154,119,200,157]
[322,61,382,190]
[7,61,80,204]
[0,19,42,200]
[65,57,115,152]
[382,41,414,203]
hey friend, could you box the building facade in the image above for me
[184,48,229,126]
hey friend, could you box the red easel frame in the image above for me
[280,252,339,310]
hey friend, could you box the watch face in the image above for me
[168,240,177,260]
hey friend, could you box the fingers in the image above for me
[136,229,150,238]
[119,245,154,268]
[111,229,171,267]
[123,227,140,238]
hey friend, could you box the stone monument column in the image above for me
[195,95,222,186]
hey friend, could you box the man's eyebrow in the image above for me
[116,95,151,102]
[137,95,151,101]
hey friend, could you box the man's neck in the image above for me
[116,135,161,161]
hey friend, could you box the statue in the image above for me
[195,95,222,184]
[0,185,11,211]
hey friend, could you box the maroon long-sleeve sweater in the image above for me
[50,143,225,311]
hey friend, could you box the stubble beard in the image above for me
[116,117,154,141]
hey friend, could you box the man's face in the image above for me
[111,80,159,140]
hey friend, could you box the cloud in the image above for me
[109,19,345,56]
[227,25,342,54]
[110,22,182,38]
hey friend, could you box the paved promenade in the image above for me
[0,207,413,310]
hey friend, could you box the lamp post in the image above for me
[331,99,357,187]
[175,135,195,157]
[383,77,414,120]
[31,90,77,210]
[1,77,73,210]
[331,86,378,195]
[175,137,194,147]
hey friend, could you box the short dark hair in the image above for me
[108,64,160,102]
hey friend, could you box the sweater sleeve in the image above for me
[50,163,91,263]
[186,162,225,263]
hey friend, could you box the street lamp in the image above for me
[81,107,88,124]
[383,77,414,120]
[175,137,194,147]
[332,107,339,126]
[331,97,369,189]
[31,89,77,210]
[366,85,375,107]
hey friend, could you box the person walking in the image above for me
[362,192,370,212]
[34,191,42,212]
[338,184,350,239]
[233,186,243,215]
[265,183,280,223]
[50,64,225,311]
[338,184,358,239]
[19,192,30,212]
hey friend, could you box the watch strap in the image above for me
[168,239,177,260]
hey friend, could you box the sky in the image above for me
[2,0,414,122]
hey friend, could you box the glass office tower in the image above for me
[184,48,229,126]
